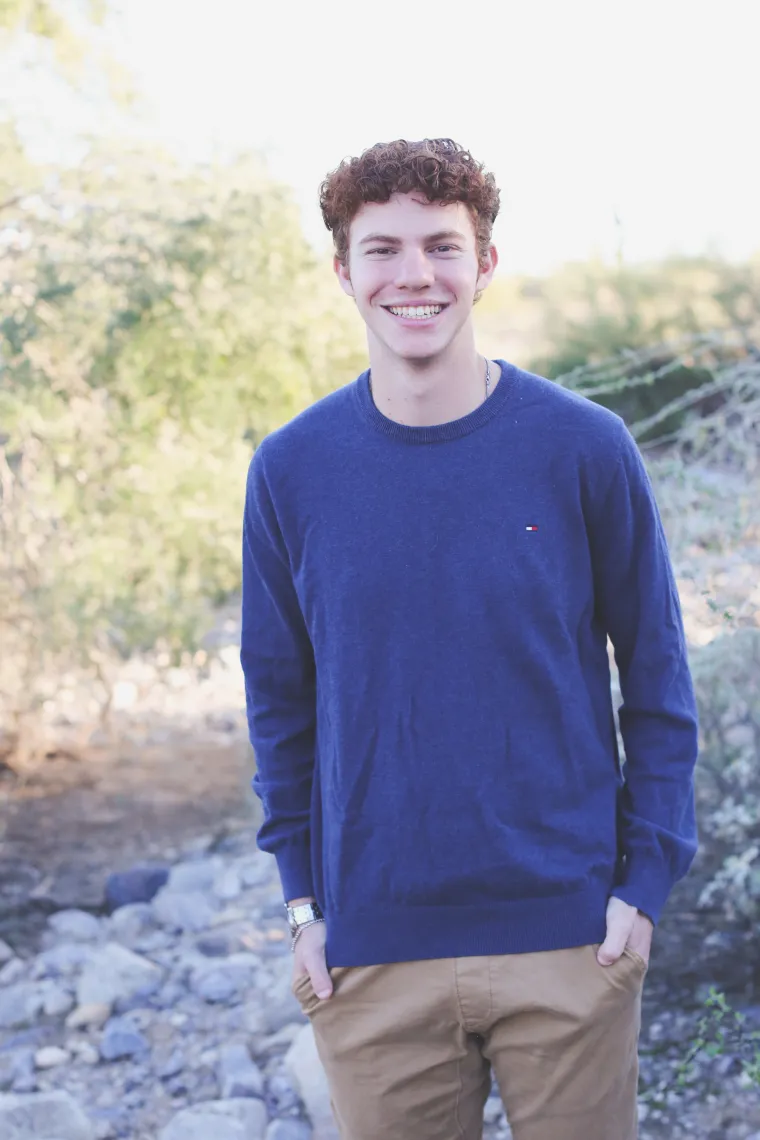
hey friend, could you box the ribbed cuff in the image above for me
[611,865,674,927]
[274,843,314,905]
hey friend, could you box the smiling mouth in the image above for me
[383,304,448,321]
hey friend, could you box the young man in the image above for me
[240,138,699,1140]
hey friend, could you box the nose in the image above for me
[393,248,435,291]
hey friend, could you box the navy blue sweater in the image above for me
[240,361,699,968]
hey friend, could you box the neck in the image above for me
[366,330,497,428]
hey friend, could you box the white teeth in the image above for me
[388,304,443,319]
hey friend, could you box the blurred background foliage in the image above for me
[0,127,366,753]
[1,0,759,945]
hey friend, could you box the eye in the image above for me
[433,244,458,253]
[367,247,394,256]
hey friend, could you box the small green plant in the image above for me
[676,987,760,1088]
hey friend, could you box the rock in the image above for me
[242,1002,270,1038]
[76,943,164,1008]
[156,1047,185,1079]
[238,857,274,889]
[256,973,306,1035]
[0,1049,34,1093]
[253,1023,303,1057]
[189,954,258,1004]
[265,1121,313,1140]
[65,1002,112,1030]
[214,867,243,901]
[152,888,219,933]
[67,1039,100,1066]
[32,942,94,979]
[105,864,170,911]
[263,1069,302,1115]
[131,929,173,954]
[105,902,155,945]
[0,958,27,985]
[484,1094,505,1123]
[35,1044,71,1069]
[0,1089,94,1139]
[217,1043,265,1098]
[0,983,46,1030]
[151,979,187,1009]
[159,1098,268,1140]
[99,1016,150,1062]
[0,834,335,1136]
[284,1026,339,1140]
[42,984,75,1018]
[47,910,103,944]
[167,858,223,894]
[194,969,241,1003]
[196,932,238,958]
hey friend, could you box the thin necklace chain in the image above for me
[369,357,492,402]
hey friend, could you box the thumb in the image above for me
[598,897,636,965]
[309,962,333,1000]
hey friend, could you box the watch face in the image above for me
[288,904,310,929]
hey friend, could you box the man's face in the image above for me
[334,192,498,362]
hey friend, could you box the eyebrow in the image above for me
[358,230,467,246]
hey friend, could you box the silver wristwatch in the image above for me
[285,900,324,950]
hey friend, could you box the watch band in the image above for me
[285,899,324,935]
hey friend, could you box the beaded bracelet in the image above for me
[290,917,326,953]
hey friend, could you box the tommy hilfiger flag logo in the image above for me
[525,525,539,532]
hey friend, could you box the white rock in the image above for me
[0,1089,94,1139]
[76,943,164,1007]
[0,938,14,965]
[47,910,103,944]
[167,857,223,894]
[152,888,218,933]
[159,1097,268,1140]
[66,1002,112,1030]
[35,1045,71,1069]
[284,1025,339,1140]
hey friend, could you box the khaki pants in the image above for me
[292,943,646,1140]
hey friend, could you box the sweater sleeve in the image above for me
[240,448,317,903]
[588,423,699,925]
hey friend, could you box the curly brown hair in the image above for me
[319,138,500,268]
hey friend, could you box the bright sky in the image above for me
[8,0,760,275]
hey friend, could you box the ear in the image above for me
[475,244,499,295]
[334,254,355,298]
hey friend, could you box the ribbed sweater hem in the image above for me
[324,883,611,968]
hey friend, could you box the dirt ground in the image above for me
[0,722,260,952]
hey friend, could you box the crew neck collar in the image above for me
[354,359,518,444]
